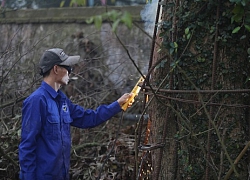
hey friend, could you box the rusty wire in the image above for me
[143,86,250,94]
[144,92,250,108]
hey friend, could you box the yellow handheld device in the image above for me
[121,76,145,111]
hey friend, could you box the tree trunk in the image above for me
[146,0,178,179]
[148,27,178,179]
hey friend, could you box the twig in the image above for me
[0,146,18,167]
[224,141,250,180]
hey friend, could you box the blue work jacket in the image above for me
[19,81,122,180]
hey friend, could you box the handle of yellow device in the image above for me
[121,76,144,111]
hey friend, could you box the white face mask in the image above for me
[61,72,69,85]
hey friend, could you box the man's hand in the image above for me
[117,93,134,108]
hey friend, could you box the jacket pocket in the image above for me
[46,115,60,140]
[62,113,72,124]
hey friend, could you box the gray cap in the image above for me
[39,48,80,74]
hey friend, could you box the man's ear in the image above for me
[53,65,59,75]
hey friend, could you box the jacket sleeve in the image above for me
[69,100,122,128]
[18,96,44,179]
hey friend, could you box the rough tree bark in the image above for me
[147,1,178,179]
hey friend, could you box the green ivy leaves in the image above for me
[185,27,191,40]
[231,1,250,33]
[232,26,241,33]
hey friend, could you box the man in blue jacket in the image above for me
[18,48,132,180]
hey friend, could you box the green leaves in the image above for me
[229,0,250,6]
[185,27,191,40]
[94,15,103,29]
[86,10,132,31]
[231,4,244,23]
[170,42,178,54]
[232,26,241,33]
[111,11,132,31]
[232,24,250,34]
[69,0,87,6]
[60,1,65,7]
[155,59,167,68]
[231,1,250,33]
[120,12,132,29]
[244,24,250,32]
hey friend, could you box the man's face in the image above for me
[56,65,71,85]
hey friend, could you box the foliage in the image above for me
[86,10,132,31]
[230,0,250,33]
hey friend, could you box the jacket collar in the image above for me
[41,81,67,101]
[41,81,60,99]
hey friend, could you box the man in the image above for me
[18,48,132,180]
